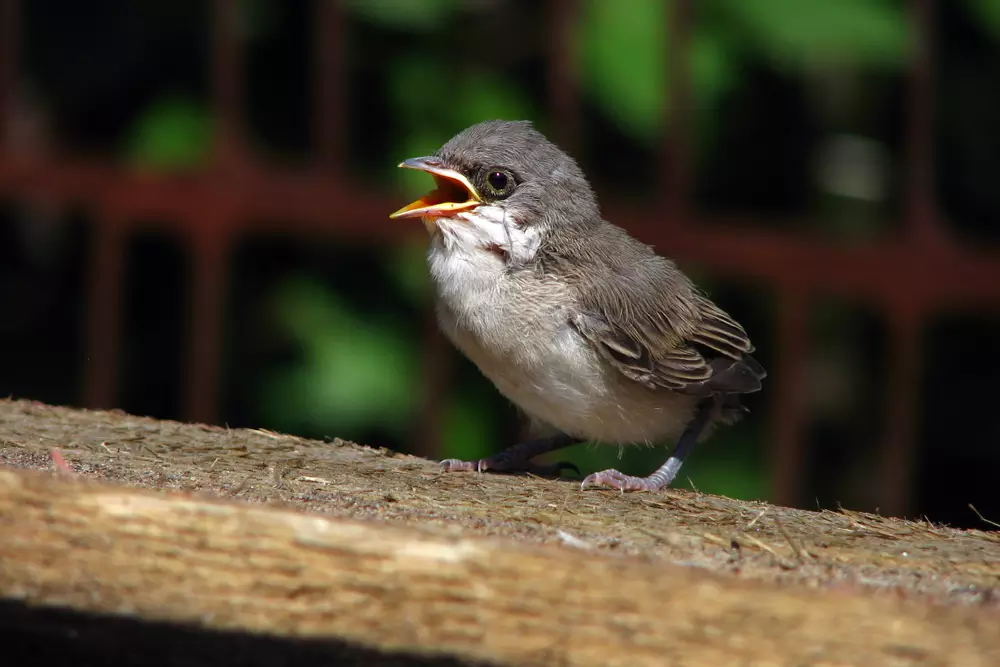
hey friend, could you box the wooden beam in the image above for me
[1,468,997,666]
[0,399,998,665]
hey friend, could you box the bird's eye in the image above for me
[483,168,516,199]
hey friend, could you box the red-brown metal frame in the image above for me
[0,0,995,516]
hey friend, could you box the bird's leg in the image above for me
[580,397,716,492]
[441,434,582,477]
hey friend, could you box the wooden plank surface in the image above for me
[0,399,998,666]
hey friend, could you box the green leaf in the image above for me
[720,0,909,70]
[346,0,457,31]
[261,277,420,436]
[580,0,669,141]
[126,96,212,170]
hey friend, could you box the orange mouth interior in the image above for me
[391,173,480,219]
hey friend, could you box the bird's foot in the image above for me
[440,456,579,478]
[580,468,672,492]
[440,435,582,478]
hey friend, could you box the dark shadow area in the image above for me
[120,231,186,421]
[0,599,488,667]
[919,314,1000,527]
[0,203,89,407]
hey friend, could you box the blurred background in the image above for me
[1,0,998,527]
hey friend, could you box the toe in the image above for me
[580,469,623,490]
[440,459,478,473]
[581,469,653,492]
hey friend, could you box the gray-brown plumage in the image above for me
[544,222,763,395]
[390,120,765,491]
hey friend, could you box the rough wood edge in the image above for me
[0,468,997,667]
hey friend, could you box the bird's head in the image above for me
[390,120,599,263]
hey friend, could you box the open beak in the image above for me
[389,157,482,220]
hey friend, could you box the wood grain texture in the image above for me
[0,468,996,667]
[0,399,998,666]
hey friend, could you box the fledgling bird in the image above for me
[390,120,765,492]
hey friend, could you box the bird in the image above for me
[389,120,765,492]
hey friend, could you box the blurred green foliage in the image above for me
[583,0,908,143]
[126,96,213,169]
[581,0,669,141]
[347,0,458,31]
[259,276,421,436]
[721,0,908,70]
[965,0,1000,36]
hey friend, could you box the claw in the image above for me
[440,458,479,473]
[580,468,663,492]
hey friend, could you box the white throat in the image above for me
[425,203,545,346]
[432,205,540,261]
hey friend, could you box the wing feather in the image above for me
[540,221,766,396]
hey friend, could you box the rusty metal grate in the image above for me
[1,0,998,517]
